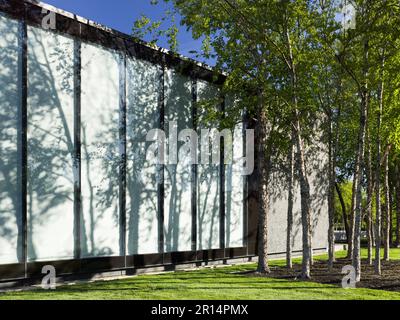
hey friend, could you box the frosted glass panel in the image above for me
[126,58,160,255]
[0,14,21,264]
[197,81,220,250]
[164,70,192,252]
[225,121,244,248]
[0,11,248,266]
[27,26,75,262]
[81,43,120,257]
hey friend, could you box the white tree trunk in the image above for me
[383,154,390,261]
[328,110,336,271]
[366,139,373,265]
[256,91,271,274]
[375,58,384,275]
[352,98,367,282]
[348,163,359,259]
[286,134,295,269]
[352,39,369,282]
[395,162,400,247]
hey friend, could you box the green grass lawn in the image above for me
[1,249,400,300]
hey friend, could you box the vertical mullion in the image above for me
[73,38,81,260]
[191,77,197,253]
[219,96,226,251]
[119,54,127,262]
[17,18,28,277]
[243,111,249,253]
[158,64,165,255]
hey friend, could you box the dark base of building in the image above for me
[0,248,327,290]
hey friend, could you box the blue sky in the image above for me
[43,0,208,62]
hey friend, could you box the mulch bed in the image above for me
[244,258,400,292]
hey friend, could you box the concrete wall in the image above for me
[267,138,329,254]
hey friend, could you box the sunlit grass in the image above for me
[1,248,400,300]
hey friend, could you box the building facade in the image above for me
[0,0,329,284]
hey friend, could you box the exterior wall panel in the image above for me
[27,26,75,262]
[225,123,245,248]
[196,81,220,250]
[0,13,21,264]
[164,70,193,253]
[80,42,120,258]
[126,57,160,255]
